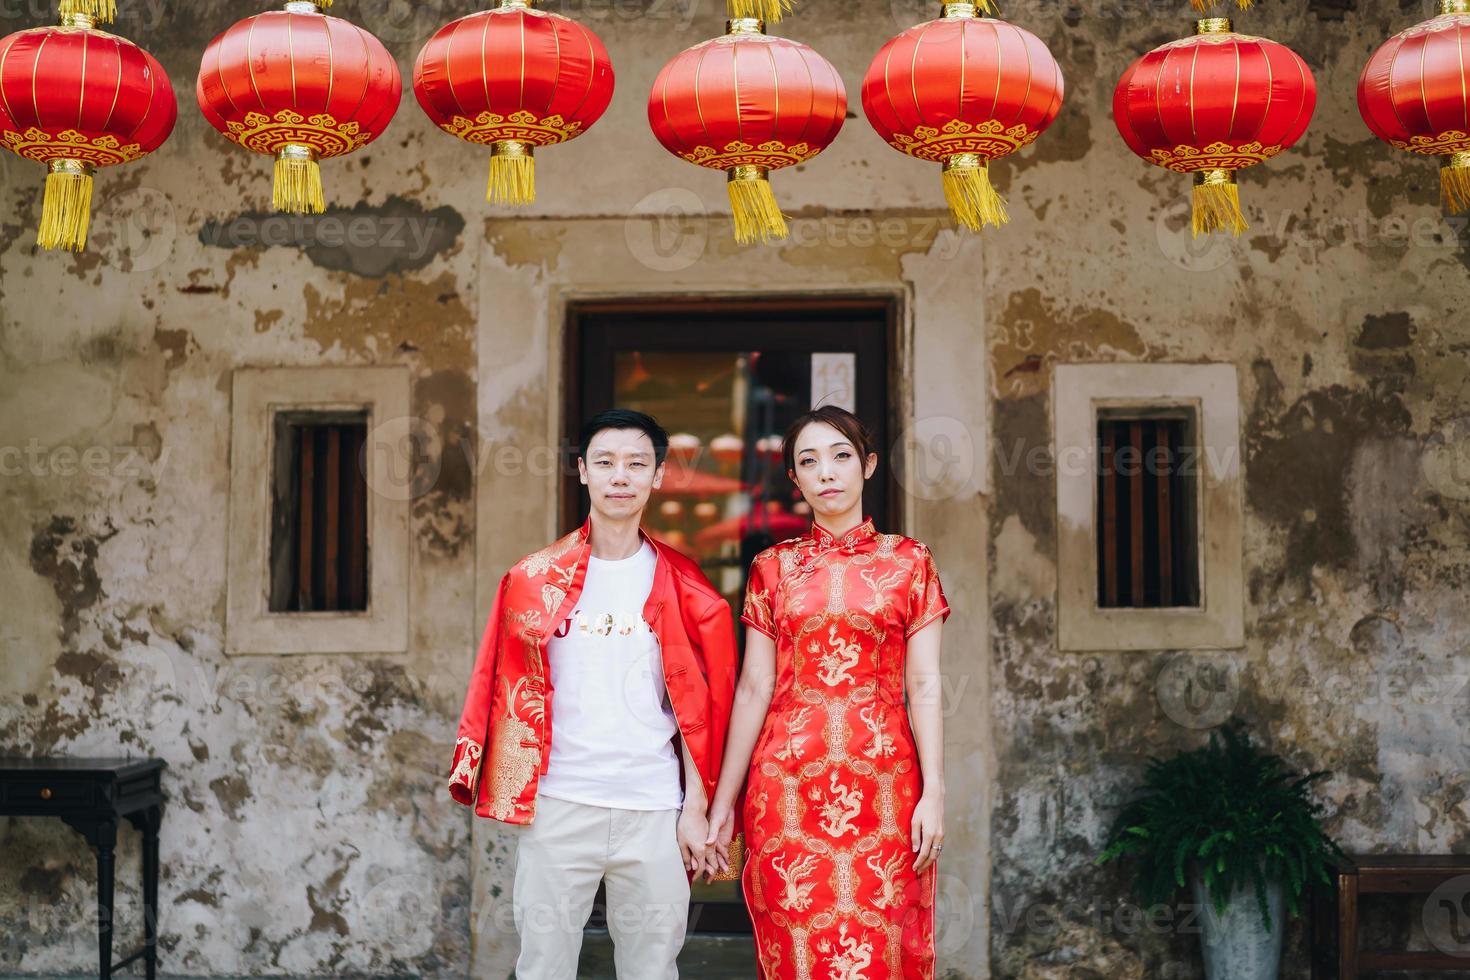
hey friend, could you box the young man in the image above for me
[447,409,740,979]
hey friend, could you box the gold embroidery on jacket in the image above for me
[518,530,580,578]
[549,563,576,590]
[509,608,542,635]
[449,737,482,796]
[487,676,544,820]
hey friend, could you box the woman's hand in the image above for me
[910,788,944,874]
[703,798,737,880]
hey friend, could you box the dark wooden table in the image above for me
[1312,853,1470,978]
[0,758,166,979]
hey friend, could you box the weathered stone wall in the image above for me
[0,0,1465,976]
[980,0,1470,975]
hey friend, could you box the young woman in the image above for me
[705,406,951,979]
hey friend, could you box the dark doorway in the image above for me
[562,295,899,933]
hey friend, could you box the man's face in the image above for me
[579,427,664,522]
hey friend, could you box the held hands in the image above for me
[677,804,710,878]
[702,798,737,882]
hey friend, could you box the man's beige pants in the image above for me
[512,795,689,979]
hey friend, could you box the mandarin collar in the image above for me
[807,515,877,550]
[576,516,658,556]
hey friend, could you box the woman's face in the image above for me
[788,420,878,521]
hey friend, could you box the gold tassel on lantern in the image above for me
[1192,168,1247,236]
[942,154,1008,230]
[727,165,787,244]
[727,0,792,23]
[1441,152,1470,214]
[57,0,115,25]
[488,140,536,205]
[38,159,94,251]
[273,144,325,214]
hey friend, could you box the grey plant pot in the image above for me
[1188,870,1285,980]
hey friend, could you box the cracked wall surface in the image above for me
[1,0,1467,976]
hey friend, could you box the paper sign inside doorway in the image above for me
[811,353,856,412]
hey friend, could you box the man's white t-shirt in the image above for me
[536,538,684,810]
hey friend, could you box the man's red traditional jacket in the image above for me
[448,517,742,845]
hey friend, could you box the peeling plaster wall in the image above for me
[977,0,1470,974]
[0,0,1466,976]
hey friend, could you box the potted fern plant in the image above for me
[1096,719,1344,979]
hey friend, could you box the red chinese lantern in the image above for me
[1113,18,1315,236]
[1358,0,1470,214]
[0,11,177,251]
[862,2,1064,230]
[413,0,614,206]
[648,19,846,245]
[197,0,401,214]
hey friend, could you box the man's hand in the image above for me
[677,805,709,876]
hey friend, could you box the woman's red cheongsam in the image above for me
[739,516,951,980]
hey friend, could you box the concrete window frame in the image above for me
[1054,363,1244,651]
[225,366,411,655]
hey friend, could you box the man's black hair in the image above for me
[578,409,670,466]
